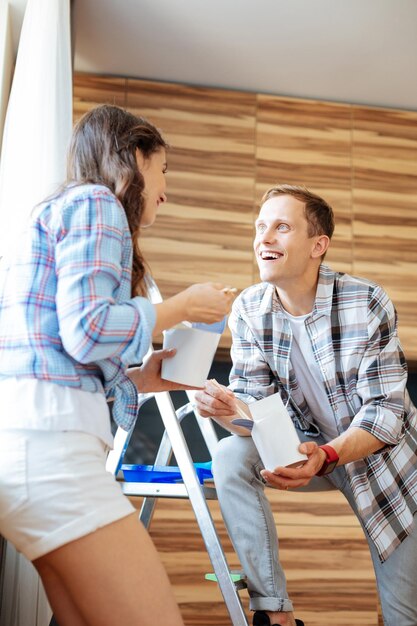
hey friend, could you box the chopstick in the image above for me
[210,378,252,421]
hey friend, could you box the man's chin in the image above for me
[258,270,280,284]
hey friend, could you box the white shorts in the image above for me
[0,429,135,561]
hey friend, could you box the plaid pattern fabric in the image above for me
[0,184,155,430]
[229,264,417,561]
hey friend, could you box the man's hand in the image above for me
[261,441,327,490]
[194,380,251,435]
[194,379,237,417]
[127,349,197,394]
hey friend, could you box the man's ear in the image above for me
[311,235,330,259]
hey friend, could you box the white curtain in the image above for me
[0,1,14,154]
[0,0,72,257]
[0,543,53,626]
[0,1,72,625]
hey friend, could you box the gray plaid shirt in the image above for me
[229,264,417,562]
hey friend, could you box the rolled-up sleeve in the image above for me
[351,286,407,446]
[54,191,155,366]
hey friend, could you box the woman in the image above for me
[0,105,234,626]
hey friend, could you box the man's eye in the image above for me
[256,224,266,233]
[277,224,289,231]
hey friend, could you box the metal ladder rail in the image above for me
[105,424,134,476]
[185,390,220,457]
[152,391,249,626]
[135,395,219,523]
[106,399,208,527]
[106,392,154,476]
[137,398,217,529]
[136,413,178,529]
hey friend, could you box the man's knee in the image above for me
[212,434,260,486]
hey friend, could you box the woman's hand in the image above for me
[182,283,236,324]
[153,283,236,335]
[261,442,326,490]
[127,349,198,394]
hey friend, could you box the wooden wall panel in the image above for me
[125,80,257,294]
[352,107,417,359]
[72,73,417,360]
[73,73,127,120]
[126,79,257,347]
[130,488,380,625]
[255,96,353,276]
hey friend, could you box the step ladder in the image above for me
[106,388,249,626]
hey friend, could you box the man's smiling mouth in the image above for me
[259,250,283,260]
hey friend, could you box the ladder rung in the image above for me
[205,571,248,590]
[121,481,217,499]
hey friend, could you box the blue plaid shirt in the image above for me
[229,265,417,561]
[0,184,155,430]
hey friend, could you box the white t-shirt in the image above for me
[285,311,339,441]
[0,378,113,448]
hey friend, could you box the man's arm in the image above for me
[194,294,277,435]
[263,284,406,489]
[261,426,385,489]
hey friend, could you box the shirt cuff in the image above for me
[131,296,156,359]
[351,405,404,446]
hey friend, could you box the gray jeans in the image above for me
[212,432,417,626]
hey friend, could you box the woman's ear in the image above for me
[311,234,330,259]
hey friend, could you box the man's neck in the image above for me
[275,268,320,317]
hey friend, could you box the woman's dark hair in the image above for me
[67,104,168,296]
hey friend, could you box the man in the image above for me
[195,185,417,626]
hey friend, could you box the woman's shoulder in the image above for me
[54,184,126,227]
[61,183,118,206]
[32,184,126,239]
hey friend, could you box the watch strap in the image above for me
[316,444,339,476]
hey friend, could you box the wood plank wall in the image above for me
[73,73,417,360]
[352,108,417,359]
[129,489,382,626]
[255,96,353,274]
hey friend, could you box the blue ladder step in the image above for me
[121,461,213,485]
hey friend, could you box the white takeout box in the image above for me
[161,325,221,387]
[248,393,308,470]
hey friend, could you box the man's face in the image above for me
[254,194,322,287]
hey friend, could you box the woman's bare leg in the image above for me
[33,513,184,626]
[34,560,88,626]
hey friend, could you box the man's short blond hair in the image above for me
[261,184,335,240]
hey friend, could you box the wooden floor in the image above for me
[129,488,383,626]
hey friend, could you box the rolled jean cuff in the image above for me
[249,597,294,613]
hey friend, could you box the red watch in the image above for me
[316,444,339,476]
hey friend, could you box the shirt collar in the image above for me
[312,264,335,317]
[260,264,336,318]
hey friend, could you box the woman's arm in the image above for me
[152,283,234,336]
[55,193,155,366]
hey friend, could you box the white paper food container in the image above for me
[249,394,308,470]
[161,326,221,387]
